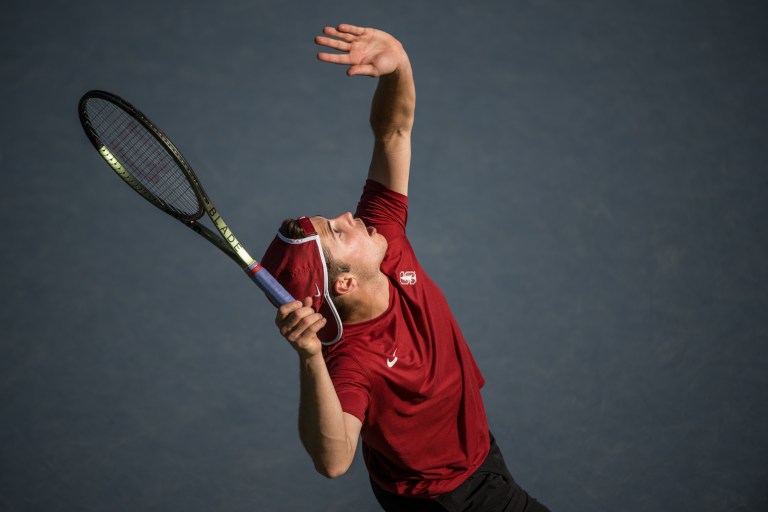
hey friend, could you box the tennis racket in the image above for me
[78,89,294,307]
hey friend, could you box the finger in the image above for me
[276,300,303,323]
[291,317,328,354]
[285,297,324,341]
[280,309,318,339]
[304,316,328,335]
[347,64,379,77]
[276,299,314,333]
[317,52,353,65]
[285,311,327,343]
[322,26,356,42]
[336,24,366,36]
[314,35,351,52]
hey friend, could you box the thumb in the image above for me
[347,64,379,77]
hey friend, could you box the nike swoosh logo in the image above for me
[387,349,398,368]
[313,283,322,298]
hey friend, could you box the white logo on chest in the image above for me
[387,349,398,368]
[399,270,417,285]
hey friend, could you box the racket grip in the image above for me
[246,263,295,307]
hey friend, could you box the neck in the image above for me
[340,271,389,324]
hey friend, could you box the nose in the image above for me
[335,212,354,225]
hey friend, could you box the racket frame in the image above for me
[78,90,293,306]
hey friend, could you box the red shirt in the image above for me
[322,180,490,498]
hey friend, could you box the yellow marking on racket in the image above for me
[205,204,256,265]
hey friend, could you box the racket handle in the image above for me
[246,263,295,307]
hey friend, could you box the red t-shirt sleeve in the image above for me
[355,179,408,238]
[325,353,370,423]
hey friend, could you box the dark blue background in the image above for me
[1,1,766,510]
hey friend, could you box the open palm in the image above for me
[315,24,405,77]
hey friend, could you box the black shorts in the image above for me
[370,434,551,512]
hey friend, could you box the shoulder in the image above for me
[356,179,409,236]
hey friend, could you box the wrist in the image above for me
[299,350,325,366]
[388,49,411,78]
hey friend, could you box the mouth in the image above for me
[367,226,377,237]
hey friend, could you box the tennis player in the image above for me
[261,24,550,512]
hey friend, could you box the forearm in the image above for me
[297,353,355,478]
[369,50,416,140]
[367,49,415,194]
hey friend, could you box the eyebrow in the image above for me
[324,219,338,242]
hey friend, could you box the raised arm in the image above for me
[316,24,415,196]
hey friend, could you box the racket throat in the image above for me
[204,203,255,265]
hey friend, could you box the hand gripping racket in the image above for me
[78,90,294,307]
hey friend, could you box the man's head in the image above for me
[307,212,387,292]
[260,212,387,344]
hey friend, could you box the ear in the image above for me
[332,273,357,297]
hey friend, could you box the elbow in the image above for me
[314,460,351,479]
[310,449,353,479]
[299,429,357,479]
[372,127,412,147]
[371,115,414,138]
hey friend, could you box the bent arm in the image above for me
[298,353,362,478]
[275,299,361,478]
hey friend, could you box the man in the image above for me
[261,24,550,512]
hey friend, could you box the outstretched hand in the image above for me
[315,24,407,77]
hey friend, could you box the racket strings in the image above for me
[84,98,201,219]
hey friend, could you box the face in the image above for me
[310,212,387,279]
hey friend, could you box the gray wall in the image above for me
[1,1,766,510]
